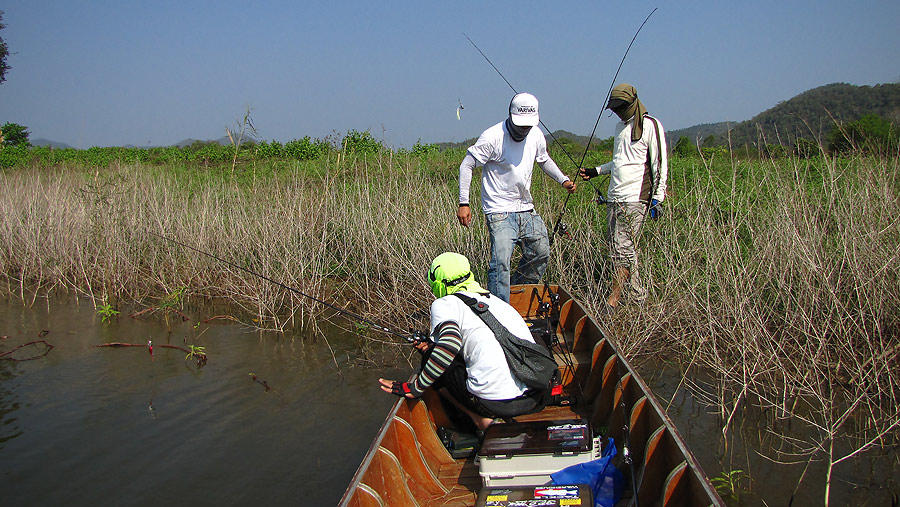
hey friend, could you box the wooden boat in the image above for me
[339,284,724,506]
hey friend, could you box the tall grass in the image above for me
[1,148,898,503]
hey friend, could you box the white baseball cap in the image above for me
[509,92,540,127]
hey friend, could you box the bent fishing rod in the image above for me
[549,8,657,245]
[462,33,598,193]
[150,232,423,344]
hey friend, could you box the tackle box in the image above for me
[475,418,600,487]
[475,483,593,507]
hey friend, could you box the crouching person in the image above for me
[378,252,545,432]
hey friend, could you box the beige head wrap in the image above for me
[608,83,647,142]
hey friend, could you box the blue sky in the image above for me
[1,1,898,149]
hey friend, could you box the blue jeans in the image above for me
[486,210,550,302]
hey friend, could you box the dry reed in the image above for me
[1,150,898,503]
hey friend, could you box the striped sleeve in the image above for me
[409,320,462,397]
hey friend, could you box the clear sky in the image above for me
[1,1,898,149]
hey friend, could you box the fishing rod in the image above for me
[462,32,593,394]
[549,8,658,244]
[150,232,425,344]
[462,32,603,203]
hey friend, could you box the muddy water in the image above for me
[0,299,407,506]
[3,299,897,506]
[639,359,899,506]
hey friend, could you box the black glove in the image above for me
[579,166,599,180]
[649,199,663,221]
[389,381,413,397]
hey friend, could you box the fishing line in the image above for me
[149,232,416,343]
[462,32,590,390]
[462,32,598,187]
[549,8,658,244]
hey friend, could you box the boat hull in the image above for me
[340,284,724,506]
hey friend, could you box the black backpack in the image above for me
[452,293,559,392]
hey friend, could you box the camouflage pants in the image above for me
[606,201,648,302]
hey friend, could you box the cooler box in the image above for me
[475,484,593,507]
[476,418,600,487]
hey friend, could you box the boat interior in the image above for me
[341,284,722,507]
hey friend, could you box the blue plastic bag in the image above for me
[550,437,624,507]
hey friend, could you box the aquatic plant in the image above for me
[710,468,748,500]
[185,344,205,361]
[96,303,120,323]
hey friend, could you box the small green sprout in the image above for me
[96,303,120,323]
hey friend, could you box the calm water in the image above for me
[2,299,896,506]
[638,359,899,506]
[0,298,403,506]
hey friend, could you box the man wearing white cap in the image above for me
[457,93,576,302]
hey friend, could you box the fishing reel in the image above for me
[407,330,431,345]
[556,222,573,240]
[594,189,608,205]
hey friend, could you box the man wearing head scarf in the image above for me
[378,252,545,431]
[457,93,576,303]
[579,84,668,309]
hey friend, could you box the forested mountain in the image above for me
[668,82,900,148]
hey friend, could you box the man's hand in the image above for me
[578,166,599,180]
[378,378,415,398]
[457,204,472,228]
[649,199,663,220]
[563,180,576,193]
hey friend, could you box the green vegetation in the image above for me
[0,129,898,505]
[95,302,120,323]
[711,469,749,500]
[1,122,30,147]
[827,113,899,154]
[667,82,900,151]
[185,344,206,361]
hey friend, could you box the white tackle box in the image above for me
[475,418,600,487]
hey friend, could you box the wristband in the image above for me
[459,203,469,207]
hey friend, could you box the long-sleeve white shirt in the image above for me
[430,292,532,400]
[597,115,668,203]
[459,121,570,214]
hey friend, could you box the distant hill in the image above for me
[665,122,736,147]
[173,134,260,148]
[24,83,900,152]
[31,138,74,149]
[728,82,900,147]
[668,83,900,148]
[436,129,602,151]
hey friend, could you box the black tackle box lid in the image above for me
[475,483,593,507]
[477,418,592,458]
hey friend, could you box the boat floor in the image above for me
[423,398,593,506]
[422,326,604,506]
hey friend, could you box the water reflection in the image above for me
[0,299,405,506]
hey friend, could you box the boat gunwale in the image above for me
[338,284,724,506]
